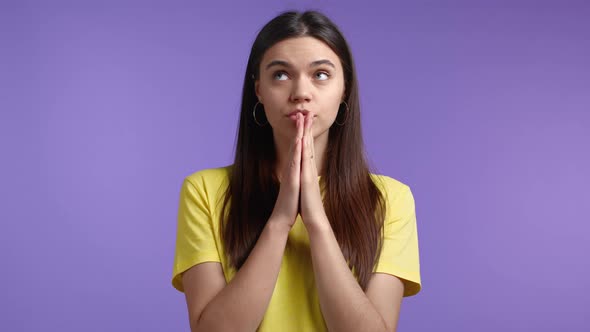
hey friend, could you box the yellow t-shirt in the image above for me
[171,165,421,331]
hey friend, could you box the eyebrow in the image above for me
[265,59,336,70]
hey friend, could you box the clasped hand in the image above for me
[270,112,329,231]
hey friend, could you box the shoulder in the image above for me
[179,165,233,215]
[369,173,412,200]
[370,173,416,222]
[184,164,232,189]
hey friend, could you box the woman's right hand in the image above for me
[269,112,304,229]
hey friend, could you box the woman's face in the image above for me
[255,36,346,139]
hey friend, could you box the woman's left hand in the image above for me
[300,112,330,230]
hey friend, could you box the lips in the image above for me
[287,109,310,117]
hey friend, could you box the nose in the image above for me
[289,76,312,103]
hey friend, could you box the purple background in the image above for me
[1,0,589,331]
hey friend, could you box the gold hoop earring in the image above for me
[335,101,349,126]
[252,101,268,126]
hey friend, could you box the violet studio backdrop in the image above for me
[1,0,588,331]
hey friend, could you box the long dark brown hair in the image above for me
[220,10,386,291]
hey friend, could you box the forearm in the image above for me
[308,219,388,332]
[195,219,290,332]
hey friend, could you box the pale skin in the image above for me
[182,37,404,332]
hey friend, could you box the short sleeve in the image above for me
[374,184,422,297]
[171,177,222,293]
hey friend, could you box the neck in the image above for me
[274,130,329,181]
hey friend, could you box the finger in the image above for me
[291,113,303,175]
[296,113,305,168]
[309,115,315,158]
[301,114,312,178]
[307,114,317,178]
[309,115,315,160]
[297,112,304,141]
[281,113,297,183]
[305,113,314,161]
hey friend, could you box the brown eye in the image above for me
[273,71,289,80]
[316,71,330,80]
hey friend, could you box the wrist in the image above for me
[304,214,332,237]
[266,216,293,236]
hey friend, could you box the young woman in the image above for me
[172,10,421,332]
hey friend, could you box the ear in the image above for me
[255,80,262,103]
